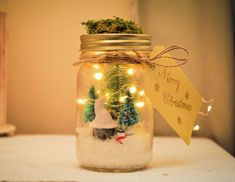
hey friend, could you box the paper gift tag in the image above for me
[143,46,202,145]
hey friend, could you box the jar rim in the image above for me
[80,34,152,51]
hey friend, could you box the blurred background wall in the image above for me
[4,0,139,134]
[139,0,235,155]
[0,0,234,155]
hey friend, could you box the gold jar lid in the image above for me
[80,34,152,51]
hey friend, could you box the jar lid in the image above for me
[80,34,152,51]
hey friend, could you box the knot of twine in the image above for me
[73,45,189,68]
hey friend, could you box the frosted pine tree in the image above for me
[83,85,97,122]
[119,91,139,128]
[105,65,128,120]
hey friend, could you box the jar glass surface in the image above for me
[76,50,153,172]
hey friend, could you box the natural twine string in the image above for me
[73,45,190,68]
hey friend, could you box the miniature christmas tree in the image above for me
[83,85,97,122]
[105,65,129,120]
[119,91,139,129]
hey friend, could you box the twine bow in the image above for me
[73,45,189,68]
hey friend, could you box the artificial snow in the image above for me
[76,126,152,170]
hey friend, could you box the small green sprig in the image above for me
[81,17,143,34]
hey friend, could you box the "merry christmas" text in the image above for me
[163,92,192,111]
[158,69,180,92]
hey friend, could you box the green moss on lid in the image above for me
[81,17,143,34]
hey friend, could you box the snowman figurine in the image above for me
[90,97,118,140]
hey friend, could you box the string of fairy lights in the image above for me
[76,64,145,109]
[94,64,145,108]
[76,64,213,132]
[194,98,214,131]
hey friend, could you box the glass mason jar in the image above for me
[76,34,153,172]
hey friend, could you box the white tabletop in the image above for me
[0,135,234,182]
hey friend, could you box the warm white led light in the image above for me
[207,105,212,112]
[193,125,200,131]
[119,96,128,102]
[76,98,86,105]
[127,68,134,75]
[97,90,101,94]
[93,64,99,69]
[136,101,144,108]
[105,93,110,99]
[130,86,137,93]
[139,90,145,96]
[94,73,103,80]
